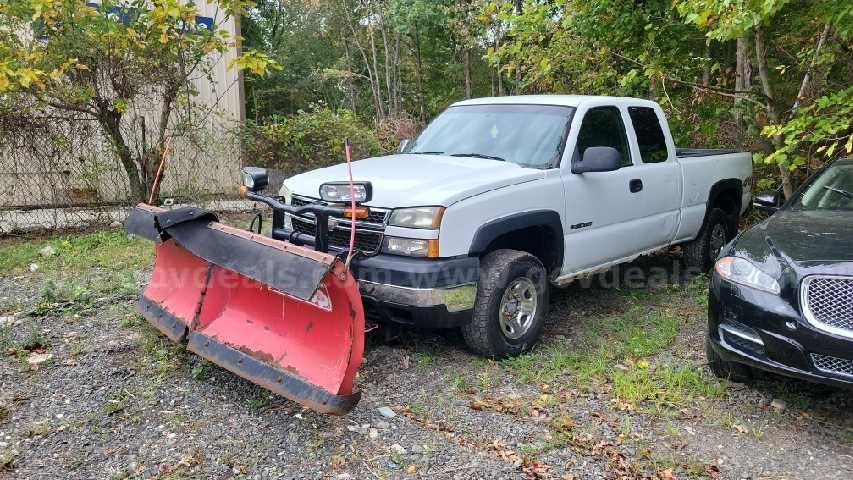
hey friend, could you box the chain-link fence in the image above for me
[0,108,252,234]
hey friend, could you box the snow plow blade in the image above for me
[126,204,364,415]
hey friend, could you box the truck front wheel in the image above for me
[461,250,548,358]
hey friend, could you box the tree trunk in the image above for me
[342,35,356,112]
[734,32,752,130]
[463,48,472,98]
[514,0,522,94]
[368,23,385,118]
[380,18,393,117]
[754,25,793,199]
[702,42,711,87]
[792,23,831,112]
[99,109,146,202]
[414,25,424,119]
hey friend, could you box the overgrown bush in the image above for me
[242,109,385,176]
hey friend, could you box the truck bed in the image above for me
[676,148,740,158]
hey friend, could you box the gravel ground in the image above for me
[1,241,851,479]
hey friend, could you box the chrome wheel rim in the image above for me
[498,277,538,340]
[710,223,727,259]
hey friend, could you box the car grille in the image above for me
[289,195,387,255]
[801,276,853,338]
[811,353,853,379]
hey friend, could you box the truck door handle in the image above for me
[629,179,643,193]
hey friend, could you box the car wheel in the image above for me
[461,249,549,359]
[684,208,729,271]
[705,336,752,383]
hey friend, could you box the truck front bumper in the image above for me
[352,254,480,329]
[272,225,480,328]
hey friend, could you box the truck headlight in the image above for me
[714,257,781,294]
[388,207,444,229]
[383,237,439,257]
[319,182,372,203]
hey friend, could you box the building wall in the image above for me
[0,3,245,210]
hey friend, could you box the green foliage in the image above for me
[242,108,384,175]
[673,0,789,40]
[757,87,853,171]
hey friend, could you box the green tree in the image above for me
[675,0,852,197]
[0,0,278,201]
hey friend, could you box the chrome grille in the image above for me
[811,353,853,378]
[801,276,853,338]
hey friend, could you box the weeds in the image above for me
[0,448,18,471]
[0,230,151,275]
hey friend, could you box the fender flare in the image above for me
[468,210,564,268]
[699,178,743,239]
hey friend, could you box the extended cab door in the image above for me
[559,104,679,275]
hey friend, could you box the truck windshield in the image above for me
[793,161,853,211]
[404,104,575,168]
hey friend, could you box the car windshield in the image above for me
[793,162,853,211]
[403,104,575,168]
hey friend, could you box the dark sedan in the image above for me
[707,158,853,387]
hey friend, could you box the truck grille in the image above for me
[811,353,853,379]
[801,276,853,338]
[291,196,389,225]
[289,195,387,255]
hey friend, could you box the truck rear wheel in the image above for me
[684,208,729,271]
[461,250,548,358]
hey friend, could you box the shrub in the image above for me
[242,109,385,176]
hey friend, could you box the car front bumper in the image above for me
[708,273,853,388]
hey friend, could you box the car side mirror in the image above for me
[573,146,622,174]
[753,190,781,212]
[241,167,269,193]
[398,139,411,153]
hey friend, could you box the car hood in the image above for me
[281,153,544,208]
[730,209,853,279]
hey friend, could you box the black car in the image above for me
[706,158,853,387]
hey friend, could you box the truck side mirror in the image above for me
[753,190,782,212]
[241,167,269,193]
[398,139,411,153]
[573,146,622,174]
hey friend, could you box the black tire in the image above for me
[461,250,549,358]
[684,208,729,271]
[705,336,752,383]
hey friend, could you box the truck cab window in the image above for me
[575,106,632,167]
[628,107,669,163]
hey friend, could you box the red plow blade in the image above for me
[127,204,364,415]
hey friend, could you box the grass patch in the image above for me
[0,230,151,275]
[503,282,724,409]
[22,420,50,437]
[503,304,681,385]
[0,448,18,472]
[613,364,725,407]
[30,272,139,318]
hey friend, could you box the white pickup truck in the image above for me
[273,95,753,357]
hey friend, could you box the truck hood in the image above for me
[282,153,544,208]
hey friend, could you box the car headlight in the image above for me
[388,206,444,229]
[383,237,439,257]
[714,257,781,294]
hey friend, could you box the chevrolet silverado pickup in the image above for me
[271,95,753,357]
